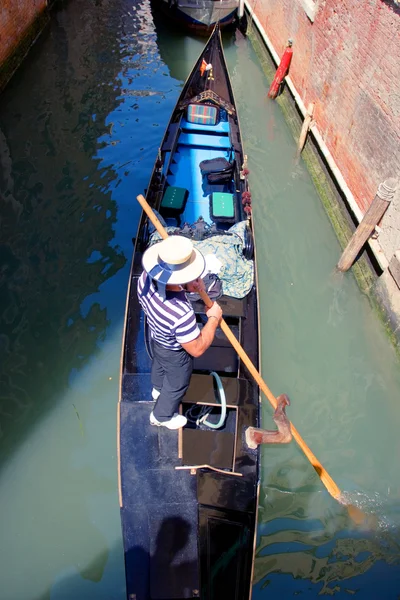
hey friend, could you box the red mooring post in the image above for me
[268,39,293,99]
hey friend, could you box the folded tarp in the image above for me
[149,220,253,299]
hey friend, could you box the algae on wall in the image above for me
[246,21,375,297]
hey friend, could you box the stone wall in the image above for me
[247,0,400,262]
[0,0,49,92]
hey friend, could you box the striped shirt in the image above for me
[137,271,200,350]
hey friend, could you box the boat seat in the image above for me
[187,103,218,126]
[182,118,230,134]
[210,192,235,223]
[160,186,188,226]
[179,132,232,149]
[192,295,246,318]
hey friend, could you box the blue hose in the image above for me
[203,371,227,429]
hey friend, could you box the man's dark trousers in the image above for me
[151,340,193,421]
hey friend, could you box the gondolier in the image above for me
[138,235,223,430]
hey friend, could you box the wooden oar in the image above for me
[136,193,373,526]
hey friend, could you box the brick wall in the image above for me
[249,0,400,258]
[0,0,48,88]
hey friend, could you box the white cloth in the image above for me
[204,253,222,274]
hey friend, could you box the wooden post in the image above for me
[296,102,315,157]
[337,178,398,272]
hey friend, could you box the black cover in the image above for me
[207,170,232,184]
[200,157,231,174]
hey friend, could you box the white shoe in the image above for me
[149,412,187,430]
[152,388,161,400]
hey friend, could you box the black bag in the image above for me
[187,273,223,301]
[199,157,232,174]
[207,170,232,184]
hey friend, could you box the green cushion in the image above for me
[161,186,188,211]
[211,192,234,218]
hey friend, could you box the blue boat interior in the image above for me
[159,105,236,228]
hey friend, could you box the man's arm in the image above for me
[181,302,222,358]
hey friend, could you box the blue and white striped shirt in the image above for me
[137,271,200,350]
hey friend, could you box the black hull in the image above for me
[151,0,238,35]
[118,25,260,600]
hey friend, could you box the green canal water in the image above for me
[0,1,399,598]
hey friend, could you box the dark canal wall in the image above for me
[0,0,53,93]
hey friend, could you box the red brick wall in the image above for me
[249,0,400,214]
[0,0,48,65]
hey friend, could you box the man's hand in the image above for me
[185,277,206,293]
[206,302,222,324]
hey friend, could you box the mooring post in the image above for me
[267,39,293,100]
[296,102,315,156]
[337,178,398,272]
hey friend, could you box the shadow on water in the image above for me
[30,516,196,599]
[0,0,133,470]
[32,542,125,600]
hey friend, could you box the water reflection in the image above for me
[254,478,400,597]
[0,0,131,470]
[150,0,238,83]
[0,0,186,597]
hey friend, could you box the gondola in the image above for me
[151,0,239,34]
[118,25,260,600]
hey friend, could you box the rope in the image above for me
[202,371,227,429]
[185,371,227,429]
[246,0,260,36]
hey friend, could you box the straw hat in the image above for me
[142,236,205,286]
